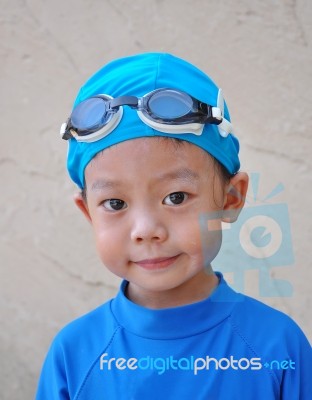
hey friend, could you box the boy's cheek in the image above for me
[95,241,122,272]
[196,220,223,254]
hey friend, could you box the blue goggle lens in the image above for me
[71,97,109,132]
[148,90,193,119]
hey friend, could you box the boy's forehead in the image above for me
[85,137,213,183]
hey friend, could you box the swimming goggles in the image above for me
[60,88,233,143]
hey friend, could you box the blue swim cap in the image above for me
[66,53,240,189]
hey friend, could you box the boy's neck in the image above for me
[125,269,219,309]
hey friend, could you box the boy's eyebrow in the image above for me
[155,167,200,182]
[91,179,121,191]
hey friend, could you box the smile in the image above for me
[133,255,180,271]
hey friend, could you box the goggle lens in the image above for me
[71,97,109,132]
[148,90,193,119]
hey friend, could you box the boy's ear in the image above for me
[222,172,249,223]
[74,192,92,223]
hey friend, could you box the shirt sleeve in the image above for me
[35,338,70,400]
[280,324,312,399]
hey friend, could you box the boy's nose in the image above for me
[130,210,168,243]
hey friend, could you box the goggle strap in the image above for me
[217,89,225,112]
[218,118,233,137]
[60,121,69,139]
[216,89,233,137]
[211,107,222,121]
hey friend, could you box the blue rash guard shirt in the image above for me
[36,273,312,399]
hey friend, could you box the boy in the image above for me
[36,53,311,399]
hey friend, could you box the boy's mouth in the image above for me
[133,255,180,271]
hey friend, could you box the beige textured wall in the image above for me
[1,0,311,398]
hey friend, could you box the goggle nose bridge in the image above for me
[109,96,139,110]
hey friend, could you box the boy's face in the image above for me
[75,138,248,307]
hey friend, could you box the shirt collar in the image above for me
[111,272,243,339]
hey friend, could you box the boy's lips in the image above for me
[133,255,180,270]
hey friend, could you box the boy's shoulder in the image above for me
[213,273,310,346]
[233,292,303,332]
[37,297,121,398]
[229,291,311,358]
[52,297,118,350]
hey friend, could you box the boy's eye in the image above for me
[163,192,188,206]
[103,199,127,211]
